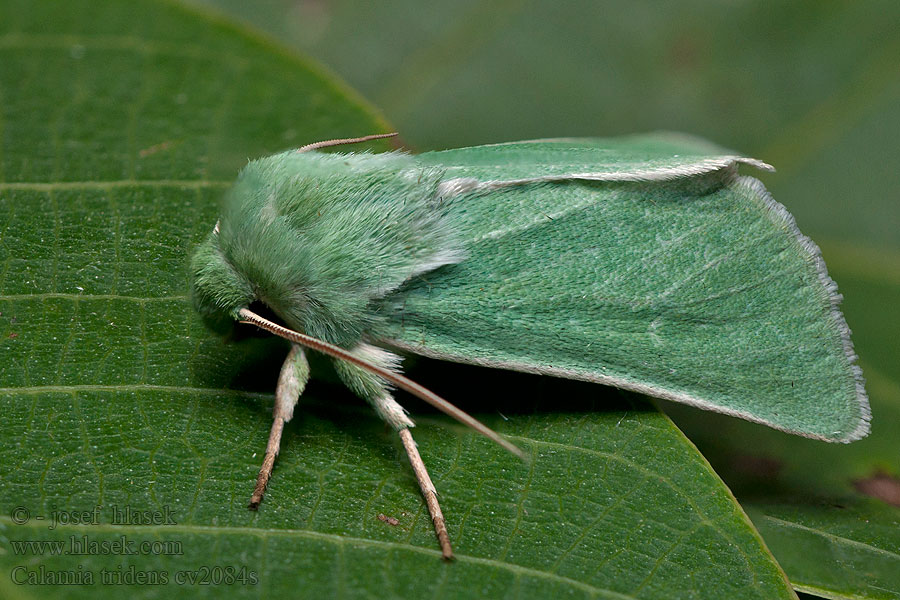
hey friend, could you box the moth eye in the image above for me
[212,220,220,235]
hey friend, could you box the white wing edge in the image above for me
[436,157,774,198]
[736,175,870,441]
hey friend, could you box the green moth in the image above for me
[190,132,869,559]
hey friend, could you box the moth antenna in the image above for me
[238,308,524,458]
[399,427,454,560]
[297,132,398,153]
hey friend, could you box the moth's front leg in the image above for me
[249,342,309,509]
[333,344,455,561]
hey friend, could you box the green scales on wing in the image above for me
[374,134,869,443]
[192,133,869,444]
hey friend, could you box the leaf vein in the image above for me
[758,515,900,561]
[0,180,230,191]
[0,515,639,598]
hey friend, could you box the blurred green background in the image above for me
[189,0,900,254]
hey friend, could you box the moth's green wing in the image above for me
[378,134,869,442]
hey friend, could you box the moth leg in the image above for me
[249,343,309,509]
[333,344,454,561]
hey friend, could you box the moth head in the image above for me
[189,222,255,335]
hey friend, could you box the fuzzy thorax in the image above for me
[190,150,464,345]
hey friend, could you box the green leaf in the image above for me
[0,1,796,598]
[746,500,900,600]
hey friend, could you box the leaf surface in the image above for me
[0,1,796,598]
[178,2,900,597]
